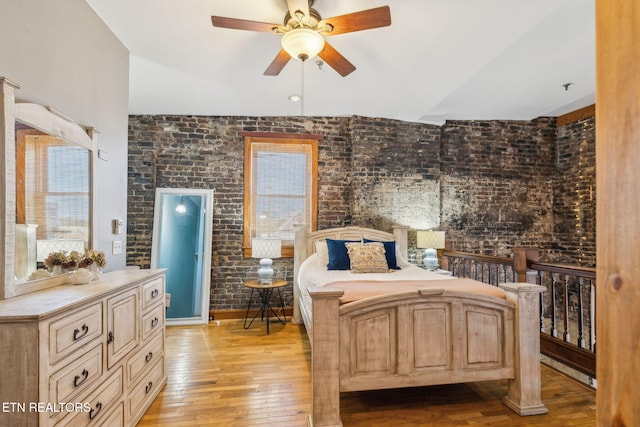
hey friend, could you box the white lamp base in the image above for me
[423,248,439,270]
[257,258,274,283]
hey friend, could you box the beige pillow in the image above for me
[344,242,390,274]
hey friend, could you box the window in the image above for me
[243,133,319,257]
[17,131,90,242]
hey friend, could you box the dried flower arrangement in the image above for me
[79,249,107,268]
[63,250,82,270]
[43,251,69,272]
[44,249,106,272]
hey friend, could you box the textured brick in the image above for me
[127,114,595,310]
[551,116,596,266]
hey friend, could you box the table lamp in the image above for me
[251,238,282,283]
[416,230,446,270]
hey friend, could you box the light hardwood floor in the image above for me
[138,319,595,426]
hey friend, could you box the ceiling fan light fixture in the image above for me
[281,28,325,62]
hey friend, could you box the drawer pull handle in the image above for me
[145,351,153,363]
[74,369,89,387]
[151,289,159,298]
[107,331,114,344]
[145,381,153,394]
[89,401,102,420]
[151,317,159,328]
[73,324,89,341]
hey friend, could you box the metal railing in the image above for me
[443,251,517,286]
[442,248,596,379]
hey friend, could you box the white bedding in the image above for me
[297,253,456,318]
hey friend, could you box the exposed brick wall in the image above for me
[127,113,595,310]
[552,116,596,266]
[128,115,353,310]
[440,119,557,258]
[350,116,442,232]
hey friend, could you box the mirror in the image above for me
[7,102,96,297]
[14,122,91,282]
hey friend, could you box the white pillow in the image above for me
[315,240,329,267]
[395,244,411,267]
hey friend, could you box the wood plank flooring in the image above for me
[138,319,596,426]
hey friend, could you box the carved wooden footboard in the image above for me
[293,224,547,426]
[308,283,547,427]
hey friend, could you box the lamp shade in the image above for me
[251,238,282,259]
[416,231,446,249]
[281,28,325,61]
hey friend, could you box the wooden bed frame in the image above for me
[293,225,547,427]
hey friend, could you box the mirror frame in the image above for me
[1,77,97,299]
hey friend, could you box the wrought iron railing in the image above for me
[443,251,517,286]
[441,248,596,379]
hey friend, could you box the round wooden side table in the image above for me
[243,279,287,334]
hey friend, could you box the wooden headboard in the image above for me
[291,224,409,324]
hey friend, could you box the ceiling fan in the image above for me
[211,0,391,77]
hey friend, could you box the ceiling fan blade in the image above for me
[321,6,391,36]
[287,0,310,19]
[264,49,292,76]
[318,42,356,77]
[211,16,278,33]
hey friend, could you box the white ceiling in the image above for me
[85,0,595,124]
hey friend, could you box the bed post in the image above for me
[308,287,344,427]
[499,283,548,416]
[293,224,309,324]
[513,248,539,283]
[392,225,409,261]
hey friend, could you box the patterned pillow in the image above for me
[363,238,401,270]
[345,242,390,274]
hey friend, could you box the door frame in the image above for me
[151,187,214,326]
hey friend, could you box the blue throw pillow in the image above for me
[326,238,359,270]
[364,238,401,270]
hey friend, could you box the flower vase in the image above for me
[89,264,102,281]
[52,265,63,276]
[72,268,92,285]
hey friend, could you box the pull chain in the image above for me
[300,60,305,116]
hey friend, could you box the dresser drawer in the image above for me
[49,342,103,405]
[49,302,102,365]
[142,277,164,310]
[127,329,164,387]
[127,356,165,422]
[98,402,124,427]
[55,367,123,427]
[141,303,164,341]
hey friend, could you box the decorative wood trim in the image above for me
[15,103,95,151]
[540,334,596,378]
[209,307,294,321]
[0,86,98,300]
[239,131,324,140]
[242,134,319,259]
[243,246,294,258]
[0,77,20,299]
[556,104,595,126]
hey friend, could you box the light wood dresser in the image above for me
[0,269,167,426]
